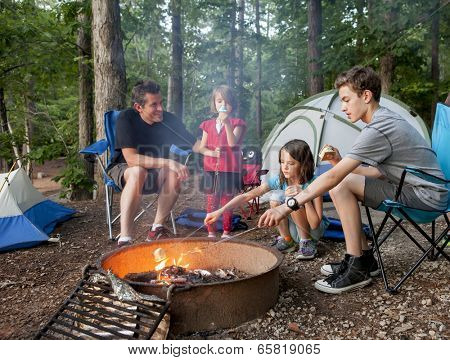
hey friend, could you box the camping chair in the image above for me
[80,110,192,241]
[365,103,450,294]
[240,146,268,219]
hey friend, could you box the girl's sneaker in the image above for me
[207,233,217,238]
[296,239,317,259]
[221,233,232,240]
[274,236,296,253]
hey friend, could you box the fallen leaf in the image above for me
[288,322,301,333]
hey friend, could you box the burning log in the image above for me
[124,265,248,286]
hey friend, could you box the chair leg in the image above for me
[171,211,177,235]
[430,214,449,260]
[391,227,449,292]
[105,186,114,241]
[365,207,398,294]
[398,209,450,262]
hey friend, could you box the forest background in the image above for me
[0,0,449,200]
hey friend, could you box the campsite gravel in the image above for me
[0,175,448,340]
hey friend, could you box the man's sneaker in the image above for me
[146,226,172,242]
[117,236,132,247]
[274,236,297,253]
[320,249,380,277]
[296,239,317,260]
[314,254,372,294]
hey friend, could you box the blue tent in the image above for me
[0,168,75,252]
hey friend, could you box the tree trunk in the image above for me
[74,1,95,201]
[227,0,237,88]
[24,79,36,178]
[6,118,21,168]
[0,88,10,172]
[307,0,323,96]
[355,0,365,63]
[255,0,262,144]
[167,0,183,119]
[91,0,127,198]
[380,54,394,94]
[379,0,395,94]
[430,0,440,123]
[236,0,245,118]
[92,0,127,139]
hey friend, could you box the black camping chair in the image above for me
[365,103,450,293]
[240,146,268,218]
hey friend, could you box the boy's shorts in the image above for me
[107,163,160,194]
[364,177,436,211]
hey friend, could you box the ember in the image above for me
[124,265,249,285]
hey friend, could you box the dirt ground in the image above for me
[0,161,448,340]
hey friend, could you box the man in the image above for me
[258,66,448,294]
[107,80,196,246]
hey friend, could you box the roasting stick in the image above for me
[211,226,259,246]
[178,226,260,257]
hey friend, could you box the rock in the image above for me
[269,309,276,317]
[439,325,446,332]
[393,323,414,334]
[399,315,405,323]
[429,330,436,337]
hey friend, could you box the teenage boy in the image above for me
[258,66,448,294]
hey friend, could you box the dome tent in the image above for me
[0,168,75,252]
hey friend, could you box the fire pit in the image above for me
[99,238,283,334]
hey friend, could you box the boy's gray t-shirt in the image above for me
[346,106,448,210]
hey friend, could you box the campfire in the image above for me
[100,238,283,334]
[124,247,249,285]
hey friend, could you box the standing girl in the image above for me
[204,139,328,259]
[195,85,246,239]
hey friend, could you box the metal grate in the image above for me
[35,266,169,340]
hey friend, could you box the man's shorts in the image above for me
[107,163,160,194]
[364,177,436,211]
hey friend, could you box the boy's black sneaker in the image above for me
[314,254,372,294]
[320,249,380,277]
[146,226,173,242]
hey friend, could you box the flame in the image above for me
[155,258,168,271]
[151,246,205,283]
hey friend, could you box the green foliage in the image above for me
[1,0,448,196]
[52,150,95,199]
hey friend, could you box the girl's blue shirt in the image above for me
[266,175,316,191]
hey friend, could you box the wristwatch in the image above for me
[286,197,302,211]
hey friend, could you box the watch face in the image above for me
[287,198,295,207]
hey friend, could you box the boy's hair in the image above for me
[278,139,315,187]
[210,85,237,113]
[131,80,161,106]
[334,66,381,102]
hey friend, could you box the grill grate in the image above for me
[35,266,170,340]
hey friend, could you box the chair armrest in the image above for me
[395,166,448,202]
[170,144,192,157]
[404,166,448,185]
[79,139,108,156]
